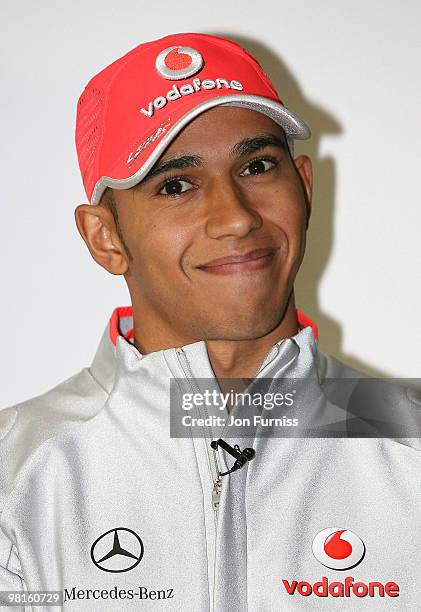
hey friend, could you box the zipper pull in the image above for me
[212,476,222,511]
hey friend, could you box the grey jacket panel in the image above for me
[0,369,107,501]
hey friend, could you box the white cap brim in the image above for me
[91,94,311,204]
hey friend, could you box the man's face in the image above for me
[112,106,312,343]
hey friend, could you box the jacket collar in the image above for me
[90,305,320,394]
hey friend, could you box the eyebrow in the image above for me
[136,132,288,186]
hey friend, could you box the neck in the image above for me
[131,292,299,381]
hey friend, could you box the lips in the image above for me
[196,247,277,274]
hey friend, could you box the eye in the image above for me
[158,177,193,196]
[241,157,277,176]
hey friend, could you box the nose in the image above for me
[204,176,262,239]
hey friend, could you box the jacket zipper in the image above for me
[211,475,223,511]
[175,348,223,512]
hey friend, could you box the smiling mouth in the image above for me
[196,247,278,275]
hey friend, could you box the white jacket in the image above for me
[0,306,419,611]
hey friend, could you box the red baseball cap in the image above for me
[75,32,310,205]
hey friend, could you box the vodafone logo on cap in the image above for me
[155,46,204,80]
[312,528,365,570]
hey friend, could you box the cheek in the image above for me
[258,182,307,243]
[127,217,194,282]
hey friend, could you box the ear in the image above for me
[294,155,313,229]
[74,204,129,275]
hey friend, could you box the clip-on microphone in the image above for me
[210,438,255,476]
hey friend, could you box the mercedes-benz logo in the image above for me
[90,528,144,573]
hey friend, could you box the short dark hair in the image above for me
[99,188,133,261]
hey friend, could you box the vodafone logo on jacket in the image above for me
[155,46,204,80]
[312,528,365,570]
[281,527,400,599]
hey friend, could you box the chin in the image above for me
[205,311,283,341]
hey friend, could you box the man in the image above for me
[0,32,419,611]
